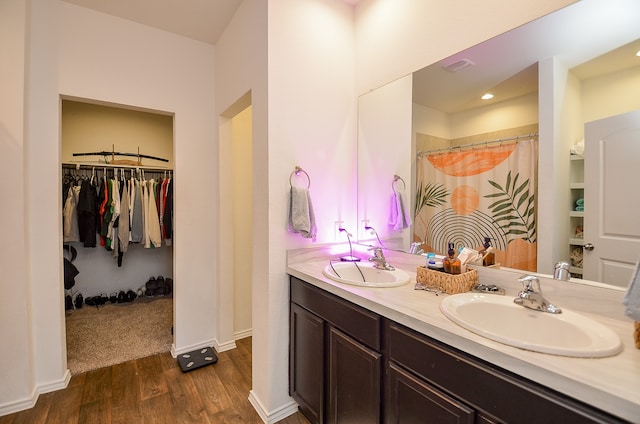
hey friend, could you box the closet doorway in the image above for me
[61,98,175,375]
[218,91,253,351]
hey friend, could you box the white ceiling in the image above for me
[61,0,359,45]
[413,0,640,114]
[61,0,638,114]
[61,0,241,45]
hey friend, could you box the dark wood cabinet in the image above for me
[290,277,382,424]
[289,276,629,424]
[386,361,474,424]
[385,321,626,424]
[328,326,381,423]
[290,302,325,423]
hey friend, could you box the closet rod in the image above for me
[417,132,538,157]
[62,162,172,173]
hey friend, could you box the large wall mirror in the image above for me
[357,0,640,287]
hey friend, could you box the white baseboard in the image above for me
[170,329,252,357]
[234,328,252,340]
[248,390,299,424]
[0,372,70,417]
[213,338,237,353]
[0,392,37,418]
[39,369,72,393]
[172,338,220,356]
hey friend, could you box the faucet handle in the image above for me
[368,246,383,255]
[518,274,540,292]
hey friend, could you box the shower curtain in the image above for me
[413,138,538,271]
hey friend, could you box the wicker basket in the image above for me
[634,321,640,350]
[415,266,478,294]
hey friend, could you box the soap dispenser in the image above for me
[481,237,495,266]
[444,242,461,275]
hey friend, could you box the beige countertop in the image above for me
[287,246,640,423]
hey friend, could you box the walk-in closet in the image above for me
[61,99,175,374]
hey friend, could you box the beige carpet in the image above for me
[65,297,173,375]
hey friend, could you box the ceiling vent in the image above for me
[442,58,475,72]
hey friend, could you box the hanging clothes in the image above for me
[118,176,130,253]
[100,177,113,249]
[130,178,144,243]
[61,165,174,275]
[163,177,173,243]
[77,178,97,247]
[63,185,81,242]
[145,178,162,248]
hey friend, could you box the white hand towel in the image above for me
[623,258,640,320]
[389,192,412,231]
[288,187,317,240]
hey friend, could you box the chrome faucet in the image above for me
[553,260,570,281]
[368,247,395,270]
[408,242,424,255]
[513,275,562,314]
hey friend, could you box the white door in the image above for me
[584,110,640,287]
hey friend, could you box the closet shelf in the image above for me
[62,161,171,173]
[569,238,585,246]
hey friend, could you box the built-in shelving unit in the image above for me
[569,154,584,278]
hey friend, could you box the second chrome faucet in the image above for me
[514,275,562,314]
[368,247,395,271]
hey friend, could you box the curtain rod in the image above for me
[62,162,172,173]
[417,133,538,157]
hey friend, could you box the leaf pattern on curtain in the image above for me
[413,139,538,271]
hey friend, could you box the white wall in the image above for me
[357,75,413,246]
[581,66,640,124]
[0,0,32,409]
[450,93,538,139]
[232,106,253,338]
[1,0,218,414]
[263,0,357,420]
[354,0,577,96]
[413,104,450,139]
[214,0,273,419]
[26,0,67,400]
[61,100,175,168]
[412,92,538,141]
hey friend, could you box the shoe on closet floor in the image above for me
[145,277,157,295]
[85,296,98,307]
[65,295,73,311]
[126,290,137,302]
[74,293,83,309]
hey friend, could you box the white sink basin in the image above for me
[440,292,622,358]
[322,262,411,288]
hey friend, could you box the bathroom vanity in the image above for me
[287,248,639,423]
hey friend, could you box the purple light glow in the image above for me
[327,242,371,259]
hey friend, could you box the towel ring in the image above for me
[392,174,406,193]
[290,166,311,189]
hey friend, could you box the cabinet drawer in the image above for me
[385,321,625,424]
[290,277,381,350]
[387,361,474,424]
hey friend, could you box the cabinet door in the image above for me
[290,303,325,424]
[386,362,474,424]
[328,326,382,424]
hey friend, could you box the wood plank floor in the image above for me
[0,338,310,424]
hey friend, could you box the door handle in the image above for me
[584,243,594,251]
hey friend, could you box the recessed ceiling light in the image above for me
[481,93,494,100]
[636,50,640,57]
